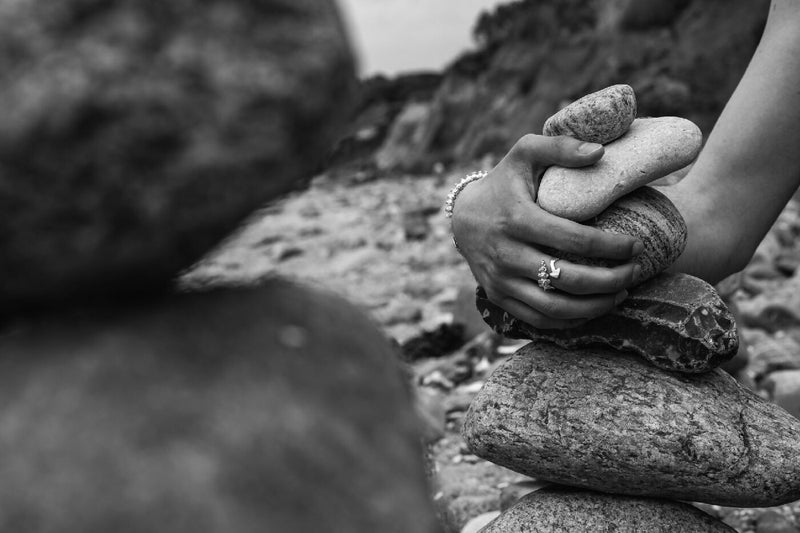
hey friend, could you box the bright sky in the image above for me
[337,0,504,76]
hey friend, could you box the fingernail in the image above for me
[578,142,602,155]
[632,264,642,282]
[632,241,644,255]
[614,290,628,306]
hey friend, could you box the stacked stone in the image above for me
[465,85,800,531]
[0,2,440,532]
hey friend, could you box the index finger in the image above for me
[507,205,643,261]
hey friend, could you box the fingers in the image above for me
[488,277,627,328]
[546,260,640,296]
[508,133,604,169]
[487,237,640,295]
[497,296,591,330]
[504,206,643,261]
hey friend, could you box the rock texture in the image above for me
[0,0,357,315]
[538,117,702,221]
[0,281,440,533]
[481,487,736,533]
[543,84,636,144]
[544,186,687,285]
[463,343,800,507]
[477,272,738,373]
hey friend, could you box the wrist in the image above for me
[444,171,487,219]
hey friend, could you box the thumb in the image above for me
[508,134,604,169]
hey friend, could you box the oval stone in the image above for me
[542,84,637,145]
[538,117,702,221]
[463,343,800,507]
[476,272,739,373]
[482,487,735,533]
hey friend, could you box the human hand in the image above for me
[451,134,644,329]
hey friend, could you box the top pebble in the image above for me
[543,84,636,145]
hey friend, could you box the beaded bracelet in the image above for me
[443,170,488,218]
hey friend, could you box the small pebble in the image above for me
[543,84,637,145]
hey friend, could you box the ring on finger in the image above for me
[537,260,555,291]
[548,258,561,279]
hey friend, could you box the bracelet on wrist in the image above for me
[443,170,488,218]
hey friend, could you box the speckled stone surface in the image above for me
[0,0,356,315]
[463,343,800,507]
[477,272,738,373]
[544,186,687,285]
[481,487,736,533]
[542,84,637,145]
[538,117,702,221]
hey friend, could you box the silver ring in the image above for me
[548,258,561,279]
[537,260,554,291]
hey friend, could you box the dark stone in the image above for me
[0,0,357,315]
[478,272,738,373]
[482,487,735,532]
[0,281,440,532]
[544,186,688,284]
[463,343,800,507]
[400,323,466,362]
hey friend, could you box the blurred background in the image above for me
[338,0,504,76]
[324,0,767,179]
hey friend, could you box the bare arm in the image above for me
[663,0,800,283]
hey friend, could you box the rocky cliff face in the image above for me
[331,0,769,175]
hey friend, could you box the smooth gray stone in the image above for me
[543,84,636,145]
[463,343,800,507]
[0,281,440,533]
[538,117,702,221]
[481,487,736,533]
[0,0,356,314]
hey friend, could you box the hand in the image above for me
[451,134,644,329]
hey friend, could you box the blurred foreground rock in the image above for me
[0,0,356,314]
[0,283,440,532]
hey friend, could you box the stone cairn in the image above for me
[464,85,800,531]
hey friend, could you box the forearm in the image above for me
[664,0,800,283]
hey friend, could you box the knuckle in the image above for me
[492,245,516,268]
[538,297,563,319]
[568,273,591,294]
[512,134,541,158]
[550,135,572,154]
[609,271,628,292]
[562,229,588,252]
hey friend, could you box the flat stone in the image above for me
[481,487,736,532]
[463,343,800,506]
[0,0,356,315]
[477,272,738,373]
[0,281,439,532]
[542,84,637,145]
[543,186,687,284]
[538,117,702,221]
